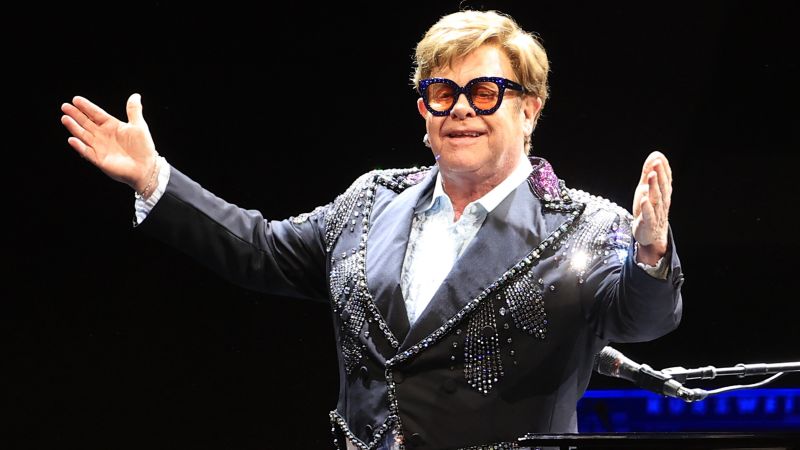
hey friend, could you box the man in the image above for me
[60,9,682,450]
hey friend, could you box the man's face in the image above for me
[417,45,541,183]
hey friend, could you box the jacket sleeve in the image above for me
[135,165,330,302]
[581,214,685,343]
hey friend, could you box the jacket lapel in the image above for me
[399,168,571,352]
[366,167,437,344]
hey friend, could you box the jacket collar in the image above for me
[366,158,571,351]
[415,156,534,216]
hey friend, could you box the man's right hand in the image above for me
[61,94,159,195]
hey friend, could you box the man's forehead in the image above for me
[431,46,514,81]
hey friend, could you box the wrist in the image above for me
[635,241,667,266]
[134,154,160,200]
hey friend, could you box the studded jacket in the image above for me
[137,157,684,450]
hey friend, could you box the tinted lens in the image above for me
[469,81,500,110]
[426,82,456,112]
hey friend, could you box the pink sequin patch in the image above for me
[528,158,561,200]
[405,170,429,185]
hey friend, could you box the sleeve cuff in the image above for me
[133,156,171,226]
[634,241,670,280]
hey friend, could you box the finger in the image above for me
[647,170,663,208]
[638,151,659,184]
[632,183,649,217]
[647,150,666,165]
[639,193,655,232]
[61,102,96,134]
[72,95,114,126]
[653,151,672,184]
[653,160,672,208]
[60,114,94,145]
[657,152,673,184]
[638,160,651,186]
[638,150,669,185]
[66,136,97,165]
[653,152,672,185]
[126,93,144,125]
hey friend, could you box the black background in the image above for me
[6,1,800,448]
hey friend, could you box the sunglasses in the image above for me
[418,76,526,116]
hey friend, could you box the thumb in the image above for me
[126,93,144,125]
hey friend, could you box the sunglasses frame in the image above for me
[418,76,526,116]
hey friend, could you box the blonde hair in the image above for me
[412,10,550,150]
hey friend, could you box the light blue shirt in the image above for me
[400,156,534,325]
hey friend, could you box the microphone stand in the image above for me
[661,360,800,402]
[663,361,800,382]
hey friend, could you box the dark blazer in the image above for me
[137,158,683,450]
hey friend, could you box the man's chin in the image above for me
[435,155,484,175]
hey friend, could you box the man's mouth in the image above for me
[446,131,485,138]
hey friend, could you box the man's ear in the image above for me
[522,96,543,134]
[417,97,429,119]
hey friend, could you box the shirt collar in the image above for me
[419,154,533,215]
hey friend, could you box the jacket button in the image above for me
[359,366,369,388]
[442,378,458,394]
[393,371,405,384]
[406,433,425,448]
[365,424,373,435]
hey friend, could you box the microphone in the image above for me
[594,346,694,401]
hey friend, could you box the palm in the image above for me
[61,94,157,191]
[96,121,153,182]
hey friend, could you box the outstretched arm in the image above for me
[61,93,330,299]
[60,94,159,198]
[582,151,683,342]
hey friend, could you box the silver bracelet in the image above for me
[135,155,160,200]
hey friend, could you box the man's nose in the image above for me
[450,92,476,119]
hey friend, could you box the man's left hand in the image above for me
[632,151,673,265]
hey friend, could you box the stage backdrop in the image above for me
[6,1,799,448]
